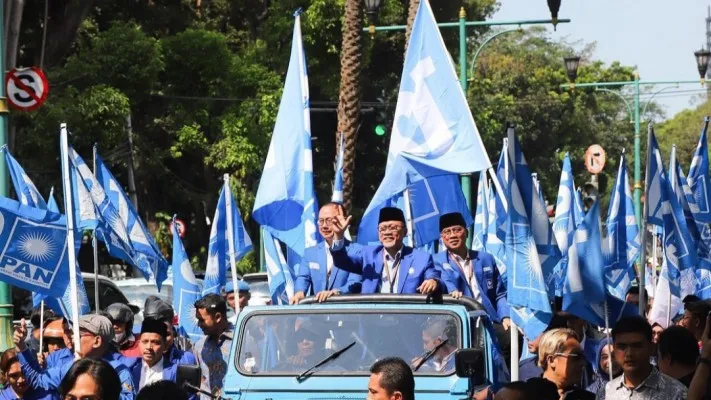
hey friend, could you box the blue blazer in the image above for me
[294,241,362,295]
[433,250,509,323]
[130,356,197,400]
[330,242,440,294]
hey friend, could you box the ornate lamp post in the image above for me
[364,0,383,38]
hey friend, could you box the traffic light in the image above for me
[582,180,598,210]
[374,95,388,136]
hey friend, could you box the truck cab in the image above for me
[220,294,497,400]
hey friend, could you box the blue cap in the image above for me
[225,280,250,294]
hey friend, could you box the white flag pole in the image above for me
[403,187,415,247]
[509,320,519,381]
[92,146,99,313]
[59,123,82,357]
[224,174,240,298]
[39,300,45,354]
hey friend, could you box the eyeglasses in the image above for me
[553,352,584,361]
[317,218,335,226]
[7,372,22,380]
[378,224,403,233]
[441,226,465,236]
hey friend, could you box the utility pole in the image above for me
[125,114,139,211]
[0,1,13,350]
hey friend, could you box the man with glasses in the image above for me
[537,328,594,399]
[291,202,362,304]
[329,206,440,295]
[433,212,510,329]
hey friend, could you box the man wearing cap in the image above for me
[130,318,196,399]
[13,314,136,400]
[223,280,251,324]
[329,206,440,295]
[107,303,141,358]
[291,202,363,304]
[434,212,510,329]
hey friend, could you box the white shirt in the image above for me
[381,249,402,294]
[325,244,334,288]
[139,358,164,389]
[450,252,481,303]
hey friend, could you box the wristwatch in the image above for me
[698,357,711,367]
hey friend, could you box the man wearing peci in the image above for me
[291,202,362,304]
[329,206,440,295]
[433,212,510,328]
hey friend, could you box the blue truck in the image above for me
[215,294,501,400]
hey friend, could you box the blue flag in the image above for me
[69,147,152,279]
[358,0,490,244]
[472,172,488,251]
[95,151,169,289]
[508,130,561,296]
[263,230,294,305]
[602,154,640,300]
[171,216,204,341]
[47,188,59,213]
[253,12,319,257]
[3,147,48,209]
[332,132,345,203]
[505,129,552,340]
[553,154,579,297]
[203,177,253,295]
[687,117,711,223]
[0,197,73,298]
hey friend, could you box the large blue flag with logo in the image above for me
[505,129,552,340]
[358,0,489,245]
[0,196,72,298]
[687,117,711,223]
[203,177,253,295]
[508,130,561,296]
[69,147,153,279]
[171,216,204,341]
[264,230,295,305]
[553,154,578,297]
[3,147,48,209]
[602,154,640,300]
[253,12,319,257]
[95,150,169,289]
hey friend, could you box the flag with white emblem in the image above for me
[171,215,204,341]
[264,230,295,305]
[3,147,47,209]
[687,117,711,223]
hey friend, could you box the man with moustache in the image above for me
[291,202,362,304]
[328,206,440,295]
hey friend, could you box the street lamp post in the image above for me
[364,2,570,246]
[560,52,710,316]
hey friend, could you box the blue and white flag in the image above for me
[253,12,319,257]
[95,151,169,289]
[3,147,48,209]
[553,154,578,296]
[358,0,490,244]
[263,230,294,305]
[505,129,552,340]
[650,257,682,328]
[171,216,204,341]
[494,140,510,249]
[69,147,152,279]
[0,197,71,298]
[472,172,488,251]
[687,117,711,223]
[532,173,546,209]
[508,130,561,296]
[484,176,507,284]
[602,154,640,300]
[47,188,60,213]
[332,132,345,203]
[204,177,253,295]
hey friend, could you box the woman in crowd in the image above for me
[585,337,621,394]
[0,350,56,400]
[58,359,121,400]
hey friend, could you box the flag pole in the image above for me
[637,124,653,317]
[39,300,45,355]
[59,123,82,356]
[224,174,240,298]
[604,300,613,380]
[92,145,99,313]
[509,321,519,381]
[403,187,415,247]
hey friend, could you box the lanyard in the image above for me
[382,252,402,293]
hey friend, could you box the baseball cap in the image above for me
[78,314,114,342]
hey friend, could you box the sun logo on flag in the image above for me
[18,232,55,263]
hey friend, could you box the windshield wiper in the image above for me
[296,341,357,382]
[413,338,449,372]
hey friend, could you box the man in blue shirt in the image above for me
[291,202,362,304]
[13,314,136,400]
[328,206,439,295]
[192,294,233,400]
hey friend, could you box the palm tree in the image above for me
[336,0,364,213]
[405,0,420,47]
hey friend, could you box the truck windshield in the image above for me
[236,311,462,376]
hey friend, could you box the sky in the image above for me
[492,0,710,121]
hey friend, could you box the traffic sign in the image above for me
[169,218,187,238]
[5,67,49,111]
[584,144,606,175]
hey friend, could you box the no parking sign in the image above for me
[5,67,49,111]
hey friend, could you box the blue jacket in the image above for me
[330,241,440,294]
[46,348,73,369]
[17,349,136,400]
[294,241,363,295]
[0,386,56,400]
[168,345,198,366]
[433,250,509,323]
[130,356,196,400]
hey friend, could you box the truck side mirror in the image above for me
[454,348,485,384]
[177,364,202,394]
